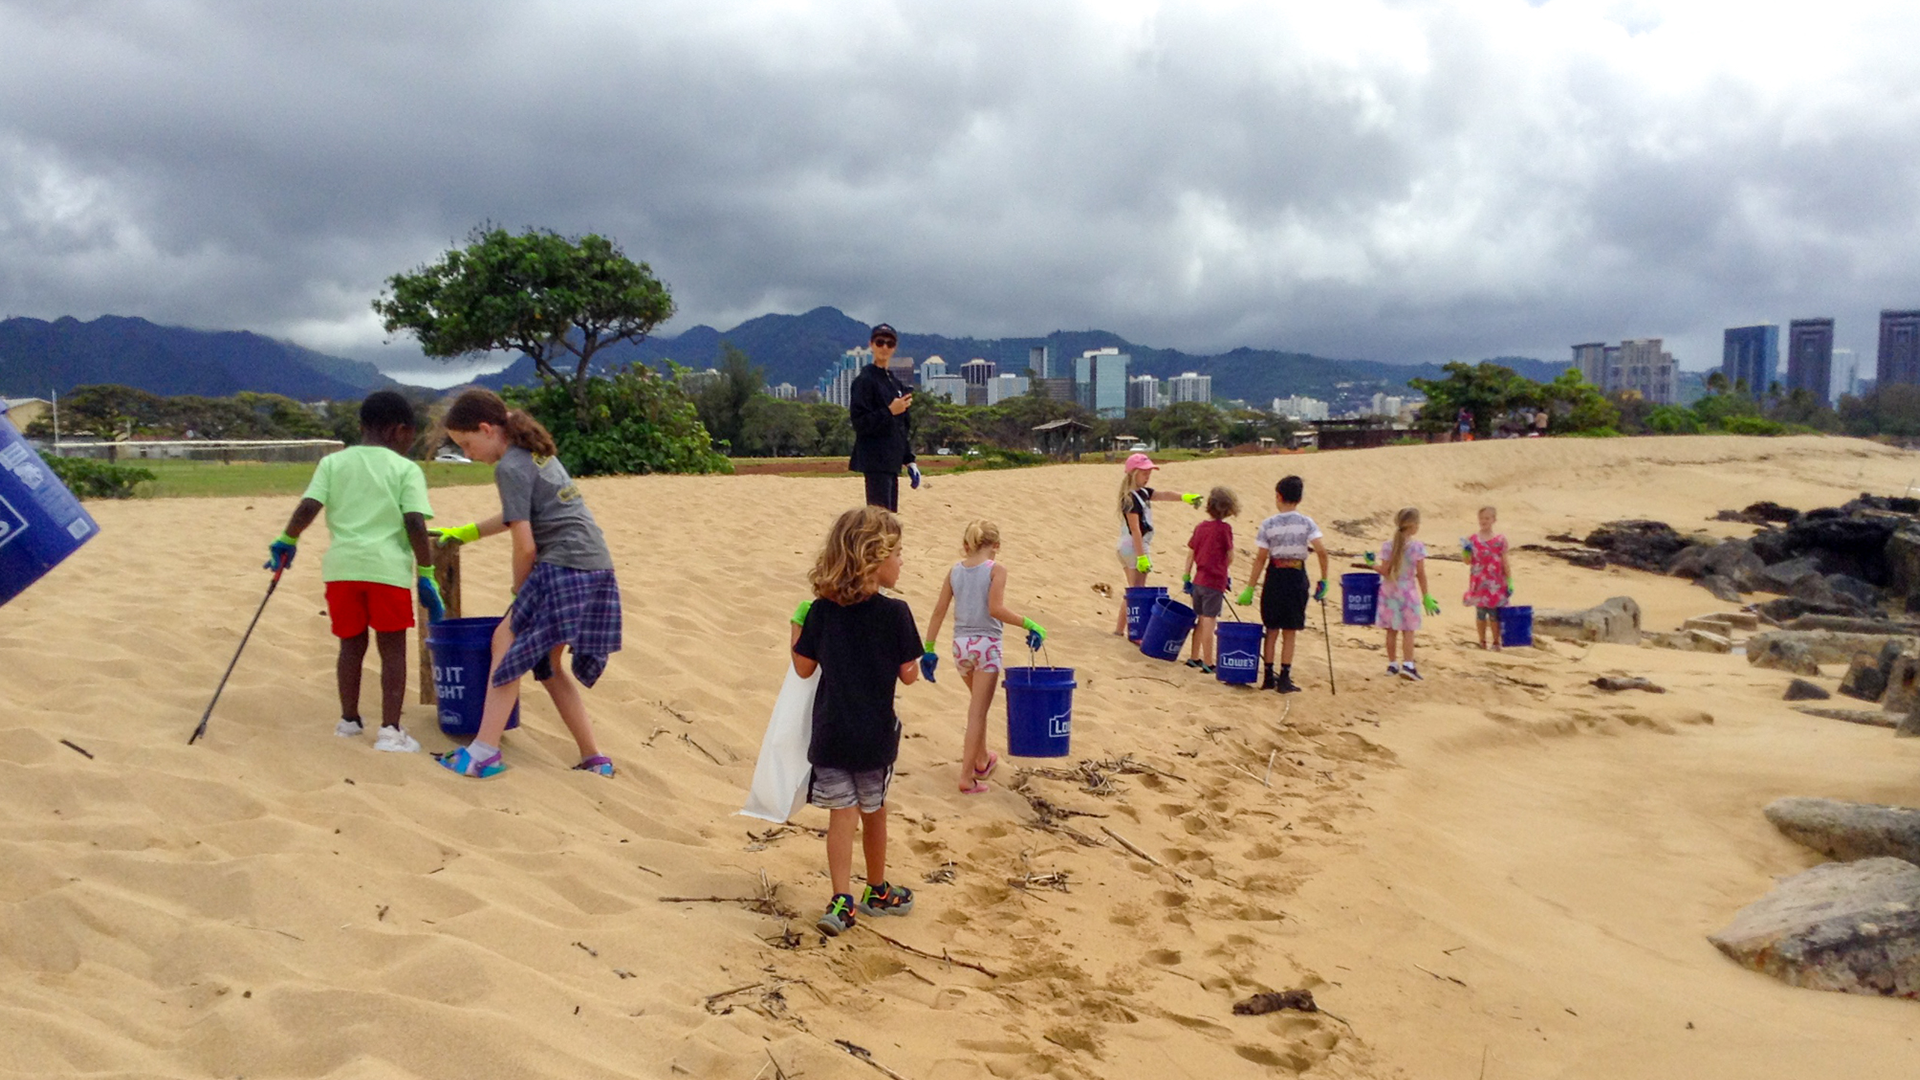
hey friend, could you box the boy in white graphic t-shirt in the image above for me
[1236,475,1330,693]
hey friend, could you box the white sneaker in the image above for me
[373,725,421,753]
[335,718,365,738]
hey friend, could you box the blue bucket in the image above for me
[1005,666,1075,757]
[1138,596,1197,662]
[0,406,100,608]
[1215,621,1264,684]
[1124,585,1167,642]
[1340,572,1381,626]
[425,616,522,737]
[1497,605,1533,648]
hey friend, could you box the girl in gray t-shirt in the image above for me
[920,520,1048,794]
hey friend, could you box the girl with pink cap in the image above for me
[1112,452,1203,640]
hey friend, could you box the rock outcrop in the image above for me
[1784,678,1832,701]
[1708,858,1920,998]
[1533,596,1642,645]
[1764,797,1920,865]
[1747,630,1920,668]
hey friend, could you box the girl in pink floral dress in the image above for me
[1461,505,1513,649]
[1374,507,1435,681]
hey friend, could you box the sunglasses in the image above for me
[872,338,897,348]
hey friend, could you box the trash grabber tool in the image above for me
[1319,593,1337,696]
[189,564,284,745]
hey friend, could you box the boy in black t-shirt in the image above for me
[792,506,924,935]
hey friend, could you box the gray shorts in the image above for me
[1476,606,1499,622]
[808,766,892,813]
[1190,584,1225,618]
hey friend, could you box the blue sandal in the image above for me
[573,755,615,777]
[437,746,505,779]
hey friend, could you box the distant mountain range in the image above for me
[478,306,1570,403]
[0,309,1572,407]
[0,315,396,401]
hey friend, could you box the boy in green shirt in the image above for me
[267,391,443,751]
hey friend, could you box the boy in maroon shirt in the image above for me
[1181,487,1241,673]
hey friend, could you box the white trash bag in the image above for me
[741,663,817,823]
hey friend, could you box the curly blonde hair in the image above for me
[810,506,903,605]
[1205,486,1240,519]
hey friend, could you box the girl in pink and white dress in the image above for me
[1374,507,1437,681]
[921,520,1048,794]
[1461,505,1513,649]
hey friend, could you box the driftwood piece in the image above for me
[1233,989,1317,1015]
[1100,825,1194,885]
[833,1039,915,1080]
[1591,675,1665,693]
[860,926,1000,977]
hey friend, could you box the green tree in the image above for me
[1646,404,1702,434]
[681,343,761,453]
[373,226,674,430]
[501,363,730,476]
[1838,384,1920,437]
[1150,401,1227,448]
[1705,370,1730,394]
[1409,362,1537,437]
[737,395,815,456]
[1540,370,1619,434]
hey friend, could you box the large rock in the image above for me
[1750,528,1797,565]
[1791,573,1877,615]
[1787,615,1906,635]
[1839,653,1890,702]
[1764,797,1920,865]
[1885,653,1920,715]
[1748,630,1920,667]
[1784,678,1831,700]
[1750,636,1821,676]
[1886,523,1920,600]
[1787,513,1895,586]
[1666,543,1712,579]
[1533,596,1642,645]
[1583,521,1691,573]
[1695,574,1743,603]
[1708,857,1920,998]
[1703,540,1769,592]
[1757,555,1825,595]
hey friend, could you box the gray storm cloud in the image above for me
[2,0,1918,378]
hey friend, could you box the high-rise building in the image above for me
[1368,393,1404,418]
[1035,378,1075,403]
[1879,310,1920,388]
[1572,343,1609,388]
[1166,371,1212,404]
[1076,347,1129,418]
[1127,375,1161,412]
[984,374,1030,406]
[919,356,948,384]
[1028,345,1051,379]
[1786,318,1834,400]
[1272,395,1329,421]
[1570,338,1676,404]
[923,375,967,403]
[1722,324,1779,395]
[960,358,996,386]
[822,347,869,408]
[1832,349,1859,399]
[891,356,915,385]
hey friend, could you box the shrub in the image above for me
[1721,415,1788,436]
[502,363,731,476]
[44,455,155,499]
[1646,405,1702,435]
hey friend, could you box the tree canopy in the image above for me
[373,226,674,426]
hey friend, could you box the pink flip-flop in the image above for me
[974,751,999,781]
[959,779,989,795]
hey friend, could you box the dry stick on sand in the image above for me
[1262,749,1277,787]
[681,732,724,765]
[1414,962,1468,987]
[832,1039,916,1080]
[1100,825,1194,885]
[58,739,94,760]
[860,925,1001,978]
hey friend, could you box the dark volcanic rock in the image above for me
[1886,523,1920,599]
[1791,573,1877,615]
[1695,574,1743,603]
[1784,678,1832,701]
[1708,857,1920,998]
[1764,797,1920,865]
[1749,528,1797,565]
[1583,520,1691,572]
[1787,514,1895,585]
[1756,555,1824,594]
[1744,501,1801,523]
[1666,544,1712,579]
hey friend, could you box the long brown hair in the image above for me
[443,388,557,457]
[810,506,902,605]
[1385,506,1421,581]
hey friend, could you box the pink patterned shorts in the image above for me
[953,634,1003,675]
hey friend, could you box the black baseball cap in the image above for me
[870,323,898,344]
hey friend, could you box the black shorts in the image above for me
[1261,566,1309,631]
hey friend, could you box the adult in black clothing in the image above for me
[847,323,918,511]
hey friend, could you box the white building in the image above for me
[960,358,996,386]
[984,373,1030,406]
[1127,375,1161,412]
[1369,393,1404,417]
[768,382,797,400]
[919,356,948,383]
[1271,395,1329,421]
[1832,348,1859,400]
[823,347,869,408]
[1166,371,1212,404]
[923,375,968,403]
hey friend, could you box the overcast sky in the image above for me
[4,0,1918,385]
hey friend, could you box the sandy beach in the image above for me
[3,434,1917,1079]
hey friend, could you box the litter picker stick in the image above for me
[1319,593,1337,696]
[189,566,284,745]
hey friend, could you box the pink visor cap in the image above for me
[1123,452,1157,472]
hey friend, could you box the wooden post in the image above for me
[418,540,463,704]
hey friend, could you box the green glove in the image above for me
[1422,594,1440,616]
[1364,551,1376,567]
[435,522,481,545]
[1180,492,1202,507]
[791,599,813,627]
[1021,618,1047,648]
[1135,554,1151,573]
[1236,584,1256,606]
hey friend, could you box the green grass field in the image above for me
[130,458,497,499]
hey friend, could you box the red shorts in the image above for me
[325,580,415,638]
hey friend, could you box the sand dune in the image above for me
[2,435,1917,1078]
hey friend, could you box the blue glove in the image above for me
[417,567,446,623]
[265,532,297,571]
[1181,574,1193,596]
[919,642,938,683]
[1313,578,1328,602]
[1022,618,1047,651]
[908,463,923,489]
